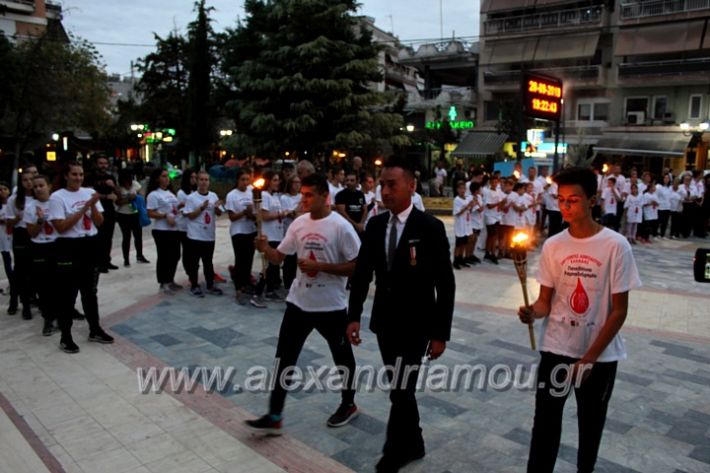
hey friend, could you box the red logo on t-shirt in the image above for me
[204,212,211,224]
[569,277,590,315]
[306,250,318,278]
[43,221,53,235]
[83,214,92,230]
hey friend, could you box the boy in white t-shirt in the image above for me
[518,167,641,473]
[600,177,620,230]
[246,173,360,434]
[452,181,473,269]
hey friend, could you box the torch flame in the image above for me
[513,170,521,179]
[602,163,609,173]
[511,231,529,248]
[546,176,553,185]
[253,178,266,190]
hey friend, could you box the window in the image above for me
[594,103,609,121]
[689,94,703,119]
[625,97,649,114]
[484,101,500,121]
[653,96,667,120]
[577,103,592,121]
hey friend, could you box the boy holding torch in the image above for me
[517,167,641,473]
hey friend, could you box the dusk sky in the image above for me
[59,0,480,75]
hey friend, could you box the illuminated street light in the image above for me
[51,133,59,141]
[406,124,415,132]
[219,129,233,137]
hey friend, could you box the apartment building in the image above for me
[478,0,710,173]
[0,0,64,40]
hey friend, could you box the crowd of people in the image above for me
[448,164,709,269]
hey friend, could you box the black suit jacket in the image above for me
[348,207,455,341]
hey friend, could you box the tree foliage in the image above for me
[222,0,408,158]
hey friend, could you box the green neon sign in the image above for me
[426,120,475,130]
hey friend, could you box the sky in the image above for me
[59,0,480,75]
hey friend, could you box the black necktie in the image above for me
[388,215,398,271]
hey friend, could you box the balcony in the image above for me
[620,0,710,20]
[0,0,35,13]
[483,6,603,37]
[618,57,710,83]
[484,65,603,89]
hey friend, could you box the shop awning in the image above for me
[615,20,706,56]
[451,132,509,158]
[534,32,599,61]
[481,0,534,13]
[480,37,538,65]
[594,133,689,157]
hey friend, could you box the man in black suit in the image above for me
[347,156,455,473]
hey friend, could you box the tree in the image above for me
[0,32,111,181]
[222,0,408,160]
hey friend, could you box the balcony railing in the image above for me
[619,57,710,77]
[484,65,601,85]
[483,6,603,36]
[620,0,710,19]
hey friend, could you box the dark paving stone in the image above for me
[111,324,138,336]
[446,341,478,356]
[666,422,709,446]
[418,395,467,417]
[451,317,486,335]
[604,417,634,435]
[616,371,654,387]
[150,334,182,347]
[649,408,680,426]
[261,336,279,347]
[350,412,386,435]
[488,339,537,356]
[689,445,710,465]
[683,409,710,426]
[663,369,710,387]
[331,446,378,472]
[187,326,244,349]
[502,427,530,446]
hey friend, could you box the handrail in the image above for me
[620,0,710,19]
[484,6,603,36]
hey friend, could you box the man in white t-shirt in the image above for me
[246,173,361,435]
[518,167,641,473]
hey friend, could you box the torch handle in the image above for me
[253,199,267,273]
[520,281,537,351]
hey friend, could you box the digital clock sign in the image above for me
[523,73,563,120]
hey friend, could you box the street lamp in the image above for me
[680,122,709,136]
[406,124,415,133]
[51,133,59,141]
[219,129,233,137]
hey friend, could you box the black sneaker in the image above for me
[107,263,119,270]
[7,305,17,316]
[245,414,283,435]
[88,330,115,344]
[327,403,358,427]
[137,256,150,264]
[249,296,267,308]
[205,286,223,296]
[190,286,205,298]
[264,291,282,301]
[453,261,461,270]
[42,321,53,336]
[98,267,109,274]
[168,282,183,291]
[60,339,80,354]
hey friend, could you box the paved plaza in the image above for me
[0,218,709,473]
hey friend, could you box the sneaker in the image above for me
[107,263,119,270]
[205,286,223,296]
[60,339,80,354]
[249,296,267,308]
[168,282,183,291]
[98,266,109,274]
[42,321,53,336]
[245,414,283,435]
[88,330,115,344]
[453,261,461,270]
[137,256,150,264]
[327,403,358,428]
[7,305,17,316]
[214,273,227,283]
[159,284,174,295]
[190,286,205,298]
[264,291,282,301]
[236,291,249,306]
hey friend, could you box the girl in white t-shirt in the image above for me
[146,168,182,295]
[466,182,484,264]
[668,179,683,238]
[0,182,12,299]
[483,176,503,264]
[116,169,148,266]
[623,184,643,244]
[24,175,59,336]
[641,183,659,242]
[280,175,302,291]
[452,181,473,269]
[226,168,257,303]
[260,171,285,300]
[49,161,112,353]
[182,171,224,297]
[5,171,35,318]
[177,170,197,277]
[656,174,672,238]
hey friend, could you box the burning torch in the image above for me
[511,231,537,350]
[252,178,267,274]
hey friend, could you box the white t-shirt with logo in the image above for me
[500,192,517,227]
[5,195,35,230]
[470,194,484,230]
[261,191,284,242]
[280,193,302,234]
[482,187,502,225]
[225,188,256,236]
[546,183,560,211]
[668,189,683,212]
[183,191,219,241]
[147,189,180,232]
[23,199,58,244]
[49,188,104,238]
[601,188,617,215]
[642,192,659,221]
[278,211,361,312]
[537,227,641,361]
[624,194,643,224]
[656,185,671,211]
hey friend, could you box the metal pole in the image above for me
[440,0,444,40]
[553,118,561,173]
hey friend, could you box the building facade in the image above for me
[478,0,710,173]
[0,0,64,40]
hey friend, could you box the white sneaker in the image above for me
[159,284,174,295]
